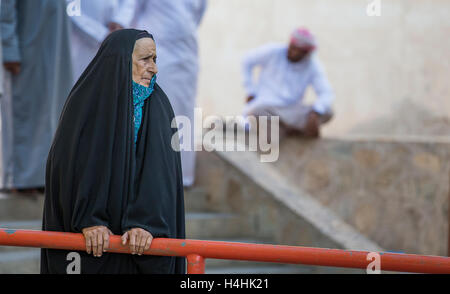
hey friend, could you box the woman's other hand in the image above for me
[82,226,113,257]
[121,228,153,256]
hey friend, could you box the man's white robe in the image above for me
[0,0,73,189]
[133,0,207,187]
[68,0,137,83]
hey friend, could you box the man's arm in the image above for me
[310,57,335,115]
[67,0,110,43]
[111,0,138,29]
[1,0,21,75]
[300,57,334,138]
[194,0,207,26]
[1,0,19,62]
[242,44,277,98]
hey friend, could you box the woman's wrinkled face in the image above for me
[132,38,158,87]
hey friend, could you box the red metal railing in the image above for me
[1,229,450,274]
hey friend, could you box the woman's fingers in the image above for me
[97,232,103,257]
[129,231,137,254]
[144,234,153,252]
[121,231,128,246]
[122,229,154,255]
[103,231,110,252]
[138,234,147,255]
[91,231,98,257]
[135,232,143,255]
[85,232,92,255]
[134,231,142,255]
[82,226,113,257]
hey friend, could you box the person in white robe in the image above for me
[242,28,334,138]
[0,0,73,193]
[0,0,3,99]
[68,0,137,83]
[132,0,207,187]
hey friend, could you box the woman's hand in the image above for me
[81,226,113,257]
[121,228,153,256]
[108,22,124,32]
[4,62,21,75]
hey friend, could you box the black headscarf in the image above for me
[41,29,186,274]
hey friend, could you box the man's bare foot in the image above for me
[283,126,320,139]
[286,128,304,137]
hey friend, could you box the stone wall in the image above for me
[270,136,450,256]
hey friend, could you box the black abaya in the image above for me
[40,29,186,274]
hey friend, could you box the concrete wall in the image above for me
[196,0,450,136]
[194,134,449,256]
[270,136,450,256]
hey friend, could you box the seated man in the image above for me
[242,27,334,138]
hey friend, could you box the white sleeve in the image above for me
[112,0,138,28]
[68,0,109,44]
[241,44,278,96]
[194,0,207,26]
[310,57,335,115]
[1,0,20,62]
[0,0,3,96]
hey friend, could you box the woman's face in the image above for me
[132,38,158,87]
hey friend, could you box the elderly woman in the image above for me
[41,29,186,274]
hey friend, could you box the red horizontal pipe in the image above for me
[187,254,206,274]
[1,229,450,274]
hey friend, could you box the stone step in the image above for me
[185,212,247,239]
[0,188,218,222]
[0,187,214,220]
[0,220,42,230]
[0,189,223,220]
[0,249,40,274]
[204,264,364,274]
[205,264,312,274]
[0,193,44,221]
[184,187,213,212]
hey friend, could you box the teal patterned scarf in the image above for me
[133,75,156,146]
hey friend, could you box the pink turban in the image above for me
[290,27,317,51]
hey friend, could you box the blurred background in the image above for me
[0,0,449,274]
[197,0,450,136]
